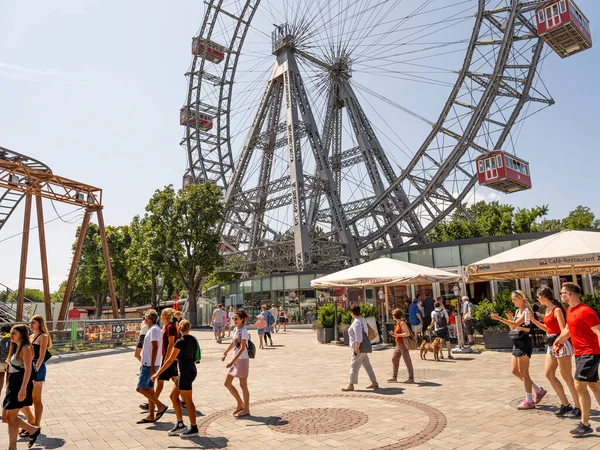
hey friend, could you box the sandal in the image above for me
[155,406,168,421]
[232,406,244,416]
[136,418,156,424]
[403,379,415,384]
[387,377,397,382]
[28,428,41,448]
[236,410,250,418]
[19,429,29,438]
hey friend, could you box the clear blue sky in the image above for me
[1,1,599,292]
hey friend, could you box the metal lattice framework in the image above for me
[182,1,555,275]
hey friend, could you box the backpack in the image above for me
[434,309,448,329]
[246,334,256,359]
[266,311,275,326]
[0,335,10,361]
[192,336,201,364]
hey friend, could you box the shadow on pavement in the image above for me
[234,414,289,427]
[47,346,133,364]
[413,381,442,387]
[371,387,405,395]
[170,436,229,449]
[35,436,67,448]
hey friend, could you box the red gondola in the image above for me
[180,107,213,131]
[191,37,226,64]
[536,0,592,58]
[475,150,532,194]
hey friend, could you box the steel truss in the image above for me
[183,1,554,275]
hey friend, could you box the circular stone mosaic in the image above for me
[197,394,447,449]
[266,407,368,435]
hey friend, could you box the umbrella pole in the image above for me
[383,287,390,344]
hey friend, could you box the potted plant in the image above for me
[473,289,516,350]
[339,309,353,345]
[314,303,335,343]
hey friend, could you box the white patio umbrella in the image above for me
[465,230,600,282]
[311,257,462,288]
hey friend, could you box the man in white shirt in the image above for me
[270,305,279,333]
[429,302,453,359]
[462,296,475,345]
[211,304,226,343]
[136,309,168,423]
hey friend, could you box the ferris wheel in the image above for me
[180,0,568,274]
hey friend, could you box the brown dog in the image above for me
[420,338,443,361]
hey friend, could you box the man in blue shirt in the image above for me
[408,298,423,343]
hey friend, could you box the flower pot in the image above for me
[482,330,513,350]
[342,330,349,346]
[317,328,335,344]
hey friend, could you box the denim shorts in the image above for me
[137,365,159,390]
[34,361,46,382]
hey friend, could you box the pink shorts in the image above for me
[228,358,249,378]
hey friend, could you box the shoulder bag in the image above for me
[358,320,373,353]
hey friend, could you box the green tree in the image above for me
[562,205,598,230]
[8,288,45,303]
[143,183,223,325]
[105,225,131,317]
[533,218,563,233]
[72,223,106,317]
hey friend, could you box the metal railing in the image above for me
[48,319,141,350]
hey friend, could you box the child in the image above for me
[0,323,11,396]
[253,315,267,349]
[448,310,458,339]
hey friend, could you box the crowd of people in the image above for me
[1,315,51,450]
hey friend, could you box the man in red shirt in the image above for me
[553,282,600,436]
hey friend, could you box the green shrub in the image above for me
[316,303,335,329]
[340,309,353,325]
[472,289,516,331]
[360,303,379,319]
[581,295,600,317]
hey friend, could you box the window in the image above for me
[560,0,566,13]
[489,157,497,169]
[490,240,519,256]
[552,5,559,16]
[460,243,489,265]
[478,161,484,173]
[408,248,433,267]
[391,252,408,262]
[497,155,503,168]
[433,246,461,268]
[539,10,545,22]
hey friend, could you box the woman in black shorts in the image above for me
[1,324,41,449]
[152,319,199,439]
[491,290,546,410]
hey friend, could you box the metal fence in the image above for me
[49,319,141,350]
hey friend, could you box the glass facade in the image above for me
[460,243,490,265]
[433,246,460,268]
[408,248,433,267]
[490,240,519,256]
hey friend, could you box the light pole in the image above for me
[378,288,386,344]
[155,273,165,313]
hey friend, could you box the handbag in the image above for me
[358,321,372,353]
[543,334,558,346]
[246,335,256,359]
[42,349,52,363]
[367,324,378,341]
[402,322,418,350]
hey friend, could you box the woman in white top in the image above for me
[222,309,251,417]
[227,306,235,337]
[491,290,546,410]
[342,305,378,392]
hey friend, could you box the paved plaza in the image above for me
[2,329,600,449]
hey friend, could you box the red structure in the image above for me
[536,0,592,58]
[192,37,226,63]
[180,107,213,131]
[476,150,532,194]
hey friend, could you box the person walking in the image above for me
[0,323,11,397]
[253,315,267,349]
[151,319,199,438]
[222,309,251,417]
[135,314,150,411]
[278,308,287,332]
[20,315,52,435]
[528,287,580,418]
[388,308,414,384]
[261,305,274,346]
[270,305,279,333]
[553,282,600,436]
[408,298,424,344]
[228,306,236,337]
[155,308,179,406]
[2,324,41,450]
[136,309,168,424]
[462,296,475,345]
[211,304,226,343]
[342,305,378,391]
[429,302,453,359]
[491,290,546,411]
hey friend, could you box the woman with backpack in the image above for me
[491,290,546,410]
[529,287,581,418]
[151,319,199,438]
[388,308,415,384]
[342,305,378,392]
[222,309,251,417]
[260,305,274,346]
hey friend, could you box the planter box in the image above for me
[316,328,335,344]
[483,330,513,350]
[342,330,350,346]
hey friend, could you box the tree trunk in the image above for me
[119,283,127,318]
[188,284,198,327]
[95,292,104,318]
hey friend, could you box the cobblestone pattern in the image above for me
[266,407,368,435]
[197,393,447,449]
[394,368,456,380]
